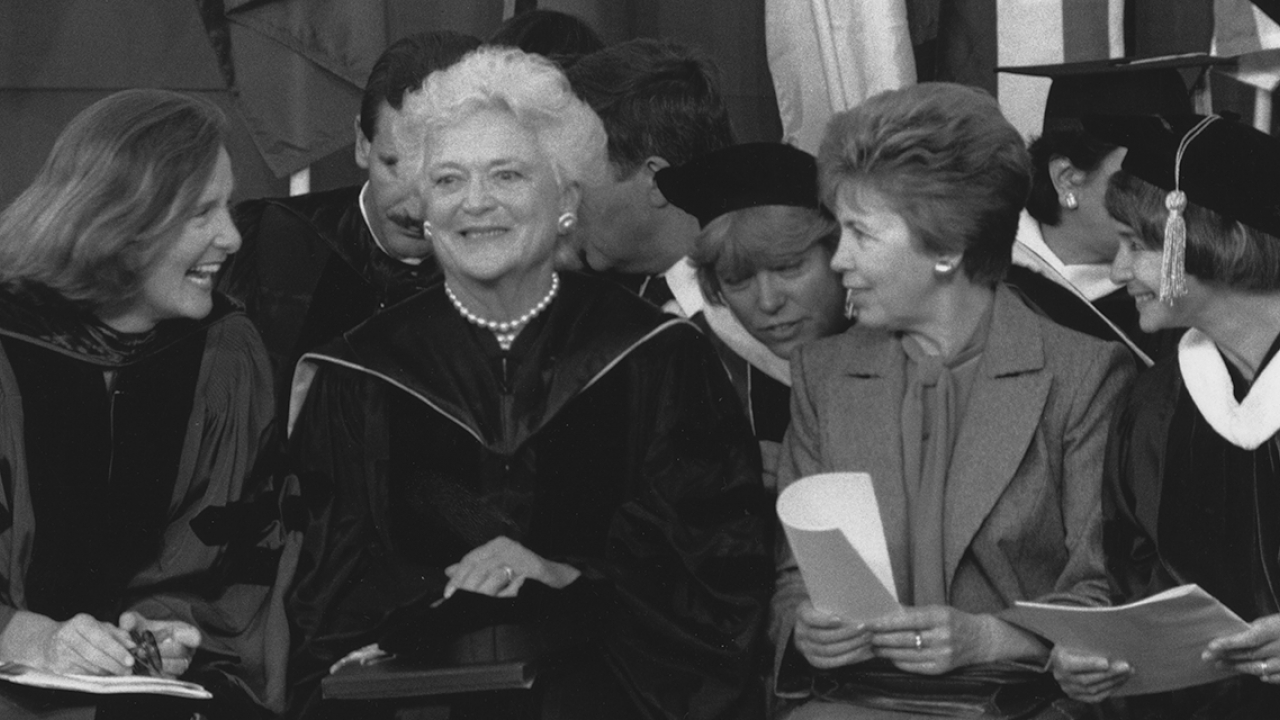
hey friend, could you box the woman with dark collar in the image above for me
[771,82,1135,719]
[285,47,773,720]
[1050,114,1280,718]
[0,90,296,718]
[657,143,850,489]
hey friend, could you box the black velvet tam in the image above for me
[998,53,1230,131]
[655,142,819,228]
[1083,113,1280,239]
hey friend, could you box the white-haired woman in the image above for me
[286,47,773,720]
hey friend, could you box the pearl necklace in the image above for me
[445,273,560,351]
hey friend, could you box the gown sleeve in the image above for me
[588,324,775,720]
[284,362,389,717]
[127,316,301,714]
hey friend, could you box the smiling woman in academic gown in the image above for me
[0,90,298,719]
[1050,114,1280,718]
[284,47,773,720]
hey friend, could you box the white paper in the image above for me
[1006,584,1250,696]
[776,472,899,622]
[0,663,212,699]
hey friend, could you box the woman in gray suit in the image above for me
[771,83,1136,718]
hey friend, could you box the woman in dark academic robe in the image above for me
[658,143,850,491]
[1050,115,1280,719]
[0,90,298,718]
[771,83,1135,719]
[285,47,774,720]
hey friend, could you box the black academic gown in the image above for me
[0,289,298,719]
[219,186,442,409]
[1102,341,1280,719]
[286,272,773,720]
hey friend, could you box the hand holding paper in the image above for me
[777,472,899,623]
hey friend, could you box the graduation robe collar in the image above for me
[289,272,693,446]
[1012,211,1152,366]
[665,257,791,385]
[1179,327,1280,449]
[0,285,238,367]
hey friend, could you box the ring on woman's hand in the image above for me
[914,632,924,650]
[500,565,515,584]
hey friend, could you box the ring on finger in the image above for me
[914,632,924,651]
[500,565,515,584]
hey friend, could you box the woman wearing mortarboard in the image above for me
[1050,114,1280,718]
[999,55,1226,369]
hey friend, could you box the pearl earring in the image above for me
[422,221,434,240]
[1064,192,1079,210]
[557,212,577,234]
[934,259,956,276]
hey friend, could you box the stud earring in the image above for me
[934,259,956,276]
[1064,192,1079,210]
[422,221,434,240]
[557,212,577,234]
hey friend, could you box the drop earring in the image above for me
[557,212,577,234]
[422,221,434,240]
[1064,192,1079,210]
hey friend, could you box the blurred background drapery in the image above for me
[3,0,1280,209]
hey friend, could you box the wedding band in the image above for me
[500,565,515,584]
[914,633,923,650]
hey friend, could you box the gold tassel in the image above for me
[1160,189,1188,303]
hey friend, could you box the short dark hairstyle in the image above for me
[818,82,1031,287]
[1105,169,1280,290]
[566,38,734,176]
[488,9,605,69]
[358,30,481,141]
[1026,127,1118,226]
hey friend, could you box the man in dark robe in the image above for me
[217,31,480,404]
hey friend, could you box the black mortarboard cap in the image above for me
[1083,113,1280,299]
[997,53,1232,131]
[656,142,819,228]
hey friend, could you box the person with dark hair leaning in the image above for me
[999,57,1222,367]
[0,89,298,719]
[566,38,734,296]
[567,41,807,447]
[488,8,605,69]
[1049,114,1280,719]
[217,30,480,405]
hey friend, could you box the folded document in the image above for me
[1006,584,1249,696]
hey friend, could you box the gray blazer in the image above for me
[771,286,1135,678]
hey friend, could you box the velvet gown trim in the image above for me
[292,271,695,449]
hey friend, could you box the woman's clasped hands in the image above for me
[795,601,1027,675]
[443,536,582,600]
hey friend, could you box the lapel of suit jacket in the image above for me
[943,288,1051,588]
[839,330,911,595]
